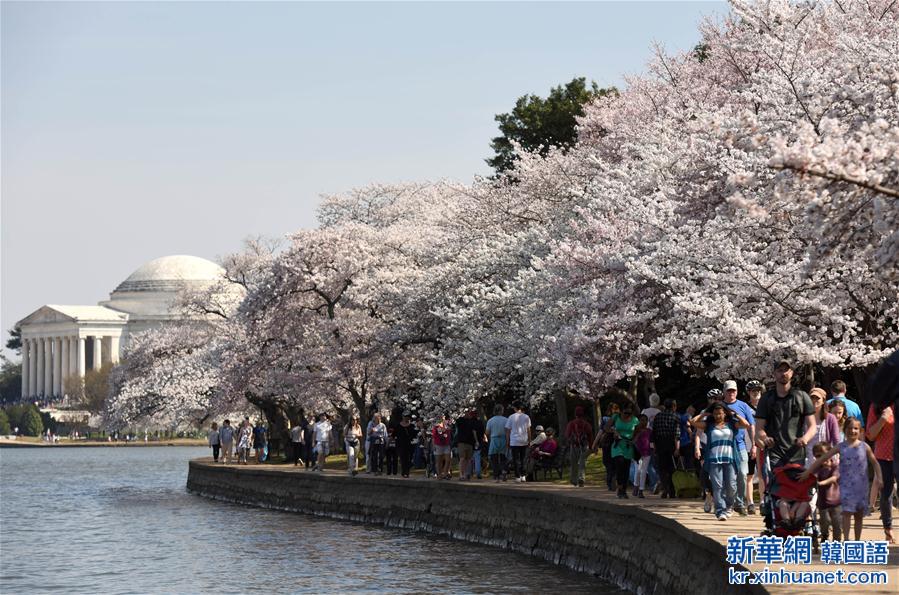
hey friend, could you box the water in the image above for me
[0,447,622,594]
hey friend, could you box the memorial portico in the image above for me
[17,306,127,399]
[16,254,226,400]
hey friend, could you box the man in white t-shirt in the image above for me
[313,414,332,471]
[290,423,305,467]
[642,393,661,428]
[505,403,532,482]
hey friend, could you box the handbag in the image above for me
[600,431,614,449]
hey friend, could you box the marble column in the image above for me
[42,338,52,397]
[77,337,86,377]
[21,340,30,399]
[69,336,77,381]
[28,339,37,398]
[53,337,63,397]
[92,336,102,371]
[35,339,44,396]
[109,336,121,365]
[61,337,71,395]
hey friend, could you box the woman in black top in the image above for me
[395,412,418,478]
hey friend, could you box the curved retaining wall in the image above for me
[187,461,763,595]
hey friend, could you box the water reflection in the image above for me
[0,447,624,594]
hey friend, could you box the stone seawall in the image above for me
[187,461,763,595]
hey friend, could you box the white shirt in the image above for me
[642,407,661,428]
[505,412,531,447]
[313,420,332,444]
[530,432,547,447]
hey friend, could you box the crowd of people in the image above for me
[205,359,898,544]
[207,417,269,465]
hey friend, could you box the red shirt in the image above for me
[866,404,894,461]
[539,438,558,456]
[564,417,594,447]
[432,423,451,447]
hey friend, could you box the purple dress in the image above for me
[838,441,869,514]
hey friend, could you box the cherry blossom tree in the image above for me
[108,0,898,427]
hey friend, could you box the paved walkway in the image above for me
[213,459,899,594]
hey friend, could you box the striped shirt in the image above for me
[708,424,735,465]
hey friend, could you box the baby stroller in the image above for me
[761,445,820,551]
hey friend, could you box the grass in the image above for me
[549,452,610,486]
[263,450,612,486]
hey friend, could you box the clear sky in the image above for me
[1,1,727,354]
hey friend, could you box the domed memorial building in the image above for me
[16,255,224,399]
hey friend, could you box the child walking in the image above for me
[803,418,883,541]
[633,414,652,498]
[812,442,842,541]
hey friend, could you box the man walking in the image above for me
[505,403,532,482]
[253,419,268,463]
[313,413,332,471]
[290,421,305,466]
[651,399,680,498]
[455,410,479,480]
[486,404,508,482]
[303,414,315,469]
[565,405,593,487]
[828,380,864,426]
[755,360,816,466]
[723,380,755,515]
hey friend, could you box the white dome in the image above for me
[113,255,224,293]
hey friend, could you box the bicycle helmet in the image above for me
[707,388,723,400]
[746,379,764,392]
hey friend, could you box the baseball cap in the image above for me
[723,380,738,391]
[535,425,545,432]
[774,359,793,370]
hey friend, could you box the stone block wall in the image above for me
[187,461,763,595]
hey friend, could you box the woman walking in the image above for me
[866,402,896,543]
[345,415,363,476]
[367,413,387,475]
[744,381,763,513]
[690,402,750,521]
[593,403,619,491]
[432,414,453,479]
[208,422,221,462]
[395,412,417,478]
[606,401,639,499]
[237,420,254,465]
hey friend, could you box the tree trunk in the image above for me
[627,375,639,406]
[245,392,291,459]
[553,389,569,436]
[853,366,876,414]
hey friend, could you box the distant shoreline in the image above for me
[0,438,206,448]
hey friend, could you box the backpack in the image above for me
[570,421,590,448]
[759,389,808,425]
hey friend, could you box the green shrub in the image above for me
[20,406,44,436]
[0,409,10,434]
